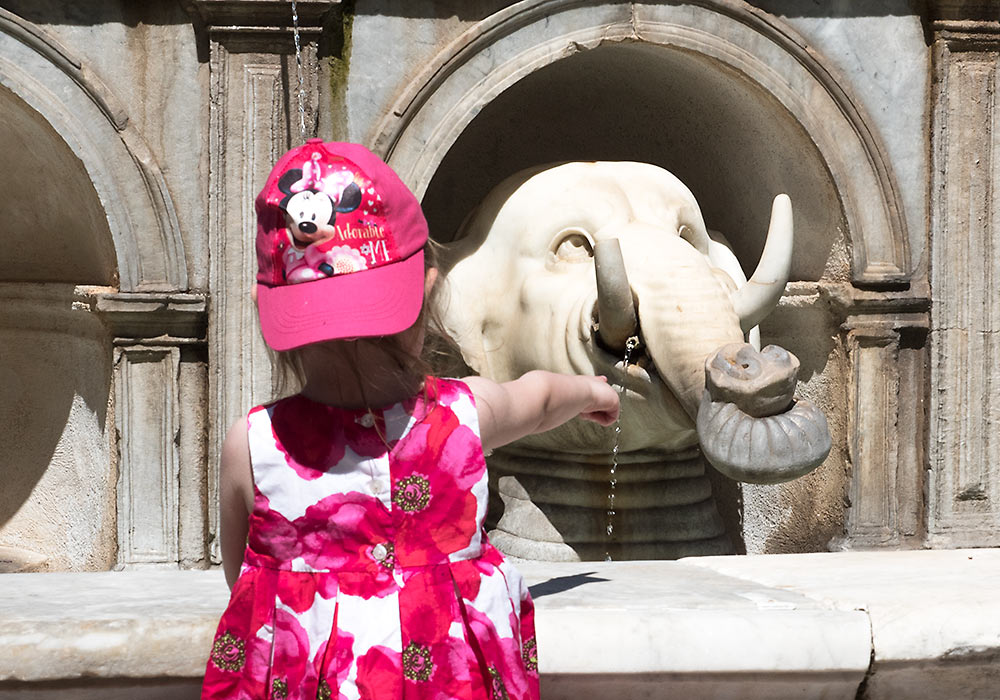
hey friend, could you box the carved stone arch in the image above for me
[373,0,910,286]
[0,9,187,291]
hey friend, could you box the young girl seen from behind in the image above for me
[202,141,619,700]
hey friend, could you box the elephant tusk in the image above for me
[730,194,794,334]
[594,238,639,352]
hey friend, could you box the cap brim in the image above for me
[257,249,425,351]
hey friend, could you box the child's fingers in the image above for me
[590,378,621,407]
[579,409,619,426]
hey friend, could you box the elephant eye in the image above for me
[552,229,594,262]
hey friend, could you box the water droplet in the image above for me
[605,334,639,562]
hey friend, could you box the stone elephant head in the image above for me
[435,162,830,485]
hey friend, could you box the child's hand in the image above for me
[467,370,623,451]
[578,375,621,426]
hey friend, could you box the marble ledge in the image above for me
[0,549,998,700]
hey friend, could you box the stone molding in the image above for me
[929,0,1000,24]
[0,286,208,342]
[840,315,928,549]
[93,292,208,344]
[372,0,910,286]
[0,9,188,292]
[187,0,338,35]
[927,13,1000,547]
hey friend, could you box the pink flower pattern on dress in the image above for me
[203,378,539,700]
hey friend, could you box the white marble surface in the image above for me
[519,560,869,676]
[685,549,1000,699]
[519,559,870,700]
[1,550,998,699]
[684,549,1000,662]
[0,569,226,681]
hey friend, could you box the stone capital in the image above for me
[929,0,1000,48]
[185,0,339,35]
[93,291,207,344]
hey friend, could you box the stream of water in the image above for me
[291,1,308,143]
[605,335,640,562]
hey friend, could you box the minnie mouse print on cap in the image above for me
[255,140,429,351]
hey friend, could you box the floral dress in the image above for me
[202,378,539,700]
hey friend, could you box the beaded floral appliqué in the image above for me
[522,636,538,672]
[317,679,332,700]
[271,677,288,699]
[402,641,434,681]
[210,631,245,672]
[488,666,510,700]
[393,474,431,512]
[371,541,395,570]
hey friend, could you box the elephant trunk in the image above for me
[629,233,745,421]
[696,343,831,484]
[593,239,639,352]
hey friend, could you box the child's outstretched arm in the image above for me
[219,418,253,589]
[463,371,620,452]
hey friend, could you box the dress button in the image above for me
[357,412,376,428]
[372,543,388,562]
[368,479,385,495]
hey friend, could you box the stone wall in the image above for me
[0,0,997,570]
[0,0,207,571]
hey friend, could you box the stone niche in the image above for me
[0,82,118,571]
[370,1,930,555]
[0,5,206,571]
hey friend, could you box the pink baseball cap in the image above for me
[255,140,428,351]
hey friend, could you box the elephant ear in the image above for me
[706,229,747,288]
[435,276,489,376]
[435,240,514,381]
[706,230,761,349]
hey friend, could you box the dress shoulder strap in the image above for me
[245,402,282,490]
[423,376,482,437]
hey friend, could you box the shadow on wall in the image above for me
[0,0,191,27]
[422,41,847,284]
[0,297,113,532]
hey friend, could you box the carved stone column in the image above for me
[928,2,1000,547]
[187,0,339,560]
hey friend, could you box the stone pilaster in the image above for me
[928,4,1000,547]
[187,0,339,560]
[829,286,929,549]
[94,291,208,567]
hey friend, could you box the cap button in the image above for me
[306,137,323,144]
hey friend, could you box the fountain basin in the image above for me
[0,550,997,699]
